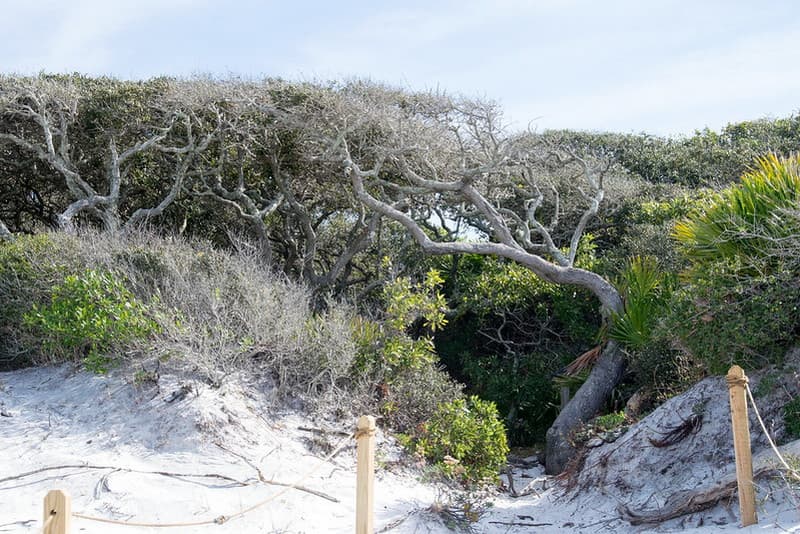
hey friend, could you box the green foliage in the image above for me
[626,334,703,403]
[384,268,448,332]
[549,117,800,187]
[460,351,559,444]
[664,155,800,374]
[432,243,600,444]
[349,267,463,432]
[23,269,159,372]
[674,154,800,262]
[354,268,448,375]
[609,256,671,350]
[634,191,717,226]
[666,259,800,374]
[0,233,86,368]
[592,411,627,431]
[784,397,800,440]
[412,396,509,484]
[572,410,631,445]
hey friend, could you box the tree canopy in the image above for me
[2,74,798,474]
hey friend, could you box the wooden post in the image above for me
[43,489,71,534]
[355,415,376,534]
[727,365,757,526]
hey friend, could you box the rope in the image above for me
[41,512,54,533]
[72,431,356,528]
[354,427,376,440]
[744,383,800,481]
[726,374,748,388]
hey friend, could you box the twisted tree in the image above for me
[0,75,217,232]
[289,83,627,473]
[182,79,383,292]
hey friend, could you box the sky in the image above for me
[2,0,799,136]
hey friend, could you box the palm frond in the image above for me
[673,153,800,262]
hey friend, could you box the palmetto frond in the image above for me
[673,153,800,261]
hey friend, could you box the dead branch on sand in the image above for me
[619,439,800,525]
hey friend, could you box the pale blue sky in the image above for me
[3,0,799,135]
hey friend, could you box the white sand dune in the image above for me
[1,364,798,533]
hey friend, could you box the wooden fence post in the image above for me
[356,415,376,534]
[727,365,757,526]
[43,489,71,534]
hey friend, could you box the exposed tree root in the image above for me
[619,439,800,525]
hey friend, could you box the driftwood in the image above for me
[619,439,800,525]
[214,442,340,503]
[0,464,249,488]
[488,521,553,527]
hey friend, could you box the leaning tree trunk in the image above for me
[545,340,626,474]
[0,218,12,241]
[346,155,628,475]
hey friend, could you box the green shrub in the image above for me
[413,396,509,484]
[352,268,447,376]
[666,154,800,374]
[379,363,463,432]
[592,411,627,431]
[665,258,800,373]
[674,153,800,262]
[23,269,159,372]
[0,233,85,368]
[784,397,800,440]
[609,256,671,350]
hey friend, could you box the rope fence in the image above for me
[38,369,799,532]
[745,382,800,481]
[41,416,376,534]
[727,364,800,528]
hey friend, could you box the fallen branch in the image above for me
[618,481,741,526]
[505,466,517,497]
[298,426,351,437]
[619,438,800,525]
[488,521,553,527]
[215,442,340,503]
[625,469,790,525]
[377,510,417,532]
[0,464,248,488]
[258,477,340,503]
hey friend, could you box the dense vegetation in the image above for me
[1,74,799,479]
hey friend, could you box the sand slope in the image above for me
[1,364,798,533]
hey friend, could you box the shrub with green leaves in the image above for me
[592,411,627,431]
[353,267,448,375]
[350,267,462,431]
[379,364,464,432]
[413,396,509,484]
[609,256,671,350]
[0,233,86,368]
[665,260,800,373]
[666,154,800,373]
[23,269,158,372]
[673,153,800,262]
[784,397,800,440]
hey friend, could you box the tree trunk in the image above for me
[0,218,12,241]
[545,340,626,474]
[347,159,630,474]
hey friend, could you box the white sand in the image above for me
[1,365,798,533]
